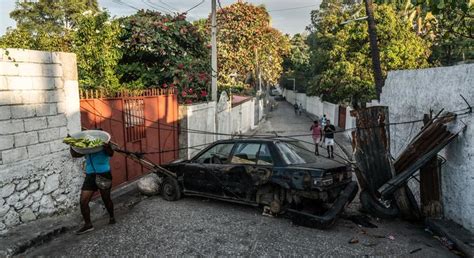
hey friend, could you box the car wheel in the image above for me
[359,190,399,219]
[161,177,182,201]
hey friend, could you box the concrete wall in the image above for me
[179,93,257,159]
[179,101,217,159]
[381,64,474,232]
[0,48,83,233]
[282,89,354,129]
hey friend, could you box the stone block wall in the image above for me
[0,48,83,233]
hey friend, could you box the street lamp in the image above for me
[287,78,296,104]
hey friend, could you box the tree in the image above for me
[72,11,122,92]
[1,0,99,51]
[307,2,431,104]
[212,2,290,91]
[379,0,473,65]
[280,33,311,92]
[118,10,211,103]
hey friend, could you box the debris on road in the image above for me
[137,173,162,196]
[348,237,359,244]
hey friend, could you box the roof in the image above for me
[231,95,253,107]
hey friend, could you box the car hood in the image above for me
[289,160,348,170]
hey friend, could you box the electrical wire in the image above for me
[83,98,472,139]
[159,0,179,11]
[184,0,205,13]
[141,0,172,13]
[112,0,140,11]
[267,4,319,12]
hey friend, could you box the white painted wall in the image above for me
[179,102,217,159]
[0,48,82,232]
[381,64,474,233]
[179,95,257,159]
[282,89,355,130]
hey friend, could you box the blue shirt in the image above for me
[85,150,111,174]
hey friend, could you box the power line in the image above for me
[267,4,319,12]
[159,0,180,11]
[141,0,172,13]
[112,0,140,11]
[185,0,205,13]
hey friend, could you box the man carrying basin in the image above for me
[64,130,116,234]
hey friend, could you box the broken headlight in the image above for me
[314,177,333,186]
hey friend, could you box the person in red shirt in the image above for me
[310,120,323,155]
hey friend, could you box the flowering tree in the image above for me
[212,2,290,91]
[118,10,211,103]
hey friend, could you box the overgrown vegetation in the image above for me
[280,0,472,104]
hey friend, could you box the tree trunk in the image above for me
[364,0,384,100]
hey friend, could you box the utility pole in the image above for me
[364,0,384,100]
[211,0,218,101]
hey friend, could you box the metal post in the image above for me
[211,0,217,101]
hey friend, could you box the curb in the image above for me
[426,218,474,257]
[0,177,142,256]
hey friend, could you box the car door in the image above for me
[182,142,235,195]
[219,142,274,201]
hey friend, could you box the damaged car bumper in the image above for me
[288,181,359,229]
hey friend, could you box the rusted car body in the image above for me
[160,138,358,229]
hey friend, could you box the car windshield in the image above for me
[275,141,319,165]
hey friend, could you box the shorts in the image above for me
[325,138,335,146]
[82,172,112,191]
[313,136,321,144]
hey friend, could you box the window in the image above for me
[124,99,146,142]
[195,143,234,164]
[231,143,261,165]
[256,144,273,165]
[276,141,319,165]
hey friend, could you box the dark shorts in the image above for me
[82,172,112,191]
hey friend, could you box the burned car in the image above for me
[159,138,358,229]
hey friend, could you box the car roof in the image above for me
[213,137,295,144]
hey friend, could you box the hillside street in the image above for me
[23,101,455,257]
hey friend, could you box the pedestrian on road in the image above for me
[321,114,327,128]
[323,119,336,159]
[310,120,323,155]
[294,102,299,114]
[298,103,303,115]
[70,143,116,235]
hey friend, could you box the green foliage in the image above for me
[426,2,473,65]
[118,10,211,103]
[1,0,99,52]
[72,11,122,92]
[280,33,311,92]
[213,2,290,89]
[306,2,431,103]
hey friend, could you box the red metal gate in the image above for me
[338,105,347,129]
[79,89,178,187]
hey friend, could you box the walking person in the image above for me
[294,102,299,115]
[298,103,303,116]
[323,119,336,159]
[70,142,116,234]
[320,114,327,128]
[310,120,323,155]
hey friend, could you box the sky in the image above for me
[0,0,322,36]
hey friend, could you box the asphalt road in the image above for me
[25,195,454,256]
[24,101,455,257]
